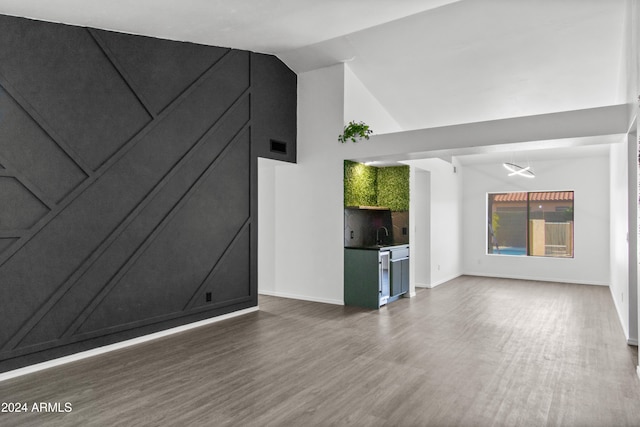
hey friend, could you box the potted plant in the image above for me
[339,121,373,143]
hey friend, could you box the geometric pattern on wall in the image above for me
[0,16,152,172]
[93,30,228,116]
[0,85,88,204]
[0,238,17,257]
[0,14,294,370]
[0,176,50,230]
[192,224,252,308]
[74,130,251,338]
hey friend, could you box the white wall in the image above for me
[626,130,638,345]
[411,169,431,287]
[631,0,640,372]
[618,0,640,366]
[258,63,413,305]
[343,64,402,134]
[260,64,346,304]
[620,0,639,124]
[614,0,639,343]
[462,154,611,285]
[406,158,462,287]
[257,157,278,295]
[610,141,630,337]
[259,63,628,305]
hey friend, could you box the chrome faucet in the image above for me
[376,226,389,245]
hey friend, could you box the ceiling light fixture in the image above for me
[503,162,535,178]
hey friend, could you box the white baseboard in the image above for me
[628,338,638,346]
[259,290,343,306]
[414,274,462,289]
[609,287,631,342]
[428,274,463,288]
[637,365,640,380]
[463,271,608,287]
[0,306,258,383]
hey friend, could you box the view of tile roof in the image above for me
[492,191,573,202]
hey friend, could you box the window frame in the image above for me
[486,190,574,258]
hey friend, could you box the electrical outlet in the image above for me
[206,292,212,302]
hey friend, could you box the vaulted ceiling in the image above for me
[0,0,629,133]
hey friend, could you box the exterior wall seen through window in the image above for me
[487,191,574,258]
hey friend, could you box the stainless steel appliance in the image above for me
[379,250,390,305]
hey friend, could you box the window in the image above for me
[487,191,574,258]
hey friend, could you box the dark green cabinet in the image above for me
[391,258,409,296]
[345,245,409,309]
[344,249,386,309]
[390,246,409,297]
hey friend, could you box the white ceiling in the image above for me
[0,0,629,155]
[332,0,628,130]
[0,0,460,53]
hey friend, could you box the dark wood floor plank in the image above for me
[1,275,639,426]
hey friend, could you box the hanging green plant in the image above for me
[338,121,373,143]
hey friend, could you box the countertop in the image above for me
[344,244,409,251]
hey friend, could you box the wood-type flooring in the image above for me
[1,276,639,426]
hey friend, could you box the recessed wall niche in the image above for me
[343,160,410,245]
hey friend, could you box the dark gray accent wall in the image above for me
[0,15,296,373]
[250,53,297,163]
